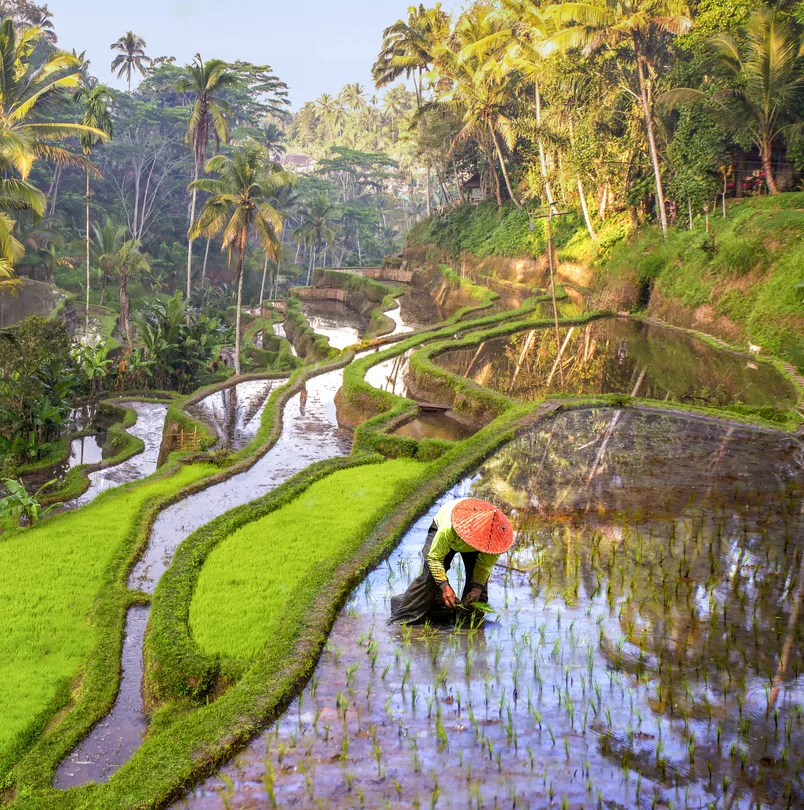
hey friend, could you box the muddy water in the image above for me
[392,413,477,442]
[70,402,169,508]
[191,380,275,451]
[436,317,799,410]
[178,408,804,810]
[300,301,369,349]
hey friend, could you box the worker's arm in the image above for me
[426,527,453,585]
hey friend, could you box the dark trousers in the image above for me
[388,521,489,625]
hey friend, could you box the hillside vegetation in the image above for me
[406,194,804,370]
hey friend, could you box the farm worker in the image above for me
[389,498,514,624]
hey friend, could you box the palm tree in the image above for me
[176,55,237,300]
[259,122,286,161]
[434,9,523,208]
[0,20,106,286]
[662,8,804,195]
[91,218,126,306]
[544,0,692,234]
[372,3,450,110]
[314,93,343,140]
[189,145,293,374]
[340,82,368,113]
[114,239,150,345]
[110,31,151,91]
[75,85,113,340]
[294,193,339,284]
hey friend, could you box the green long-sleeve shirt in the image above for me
[426,499,500,587]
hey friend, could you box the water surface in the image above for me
[436,317,798,409]
[178,408,804,809]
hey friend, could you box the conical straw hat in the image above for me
[451,499,514,554]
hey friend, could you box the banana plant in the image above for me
[0,478,63,525]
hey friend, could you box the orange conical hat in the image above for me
[451,499,514,554]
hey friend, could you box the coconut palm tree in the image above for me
[434,9,523,208]
[294,193,339,284]
[372,3,451,110]
[189,145,293,374]
[176,55,237,300]
[544,0,692,234]
[662,8,804,195]
[75,85,113,339]
[110,31,151,91]
[91,218,126,306]
[0,20,106,286]
[340,82,368,113]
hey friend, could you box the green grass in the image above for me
[597,193,804,370]
[0,462,212,767]
[189,459,428,659]
[407,199,583,259]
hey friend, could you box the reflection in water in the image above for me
[70,402,169,508]
[300,300,368,349]
[178,408,804,810]
[392,412,477,442]
[436,317,798,410]
[364,350,412,397]
[191,379,274,450]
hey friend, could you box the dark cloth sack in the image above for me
[389,521,489,625]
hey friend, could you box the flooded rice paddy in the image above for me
[22,401,168,507]
[300,301,369,349]
[191,379,275,450]
[70,402,169,508]
[179,407,804,810]
[435,317,799,410]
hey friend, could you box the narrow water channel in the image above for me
[178,407,804,809]
[70,402,170,508]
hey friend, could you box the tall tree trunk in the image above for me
[688,197,693,230]
[483,140,502,207]
[634,38,668,234]
[453,159,466,203]
[48,165,62,217]
[234,249,244,375]
[490,128,522,208]
[577,175,597,240]
[535,81,554,206]
[201,237,211,282]
[761,140,779,195]
[119,272,131,346]
[306,246,316,285]
[85,170,91,341]
[425,164,432,217]
[186,161,200,299]
[259,254,269,305]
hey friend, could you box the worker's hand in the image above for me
[465,585,483,605]
[440,583,458,608]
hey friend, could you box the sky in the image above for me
[45,0,461,109]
